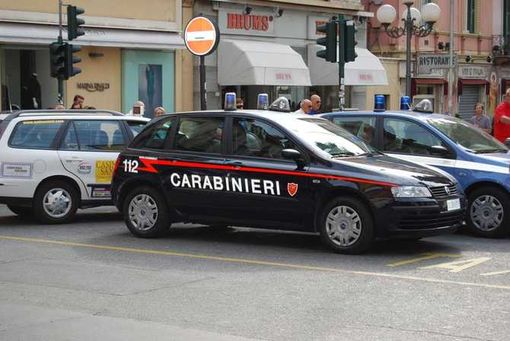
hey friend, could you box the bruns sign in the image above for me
[227,13,272,31]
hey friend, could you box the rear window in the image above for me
[9,119,64,149]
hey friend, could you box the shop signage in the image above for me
[308,16,336,40]
[219,8,275,36]
[77,82,110,92]
[458,65,489,79]
[417,54,456,74]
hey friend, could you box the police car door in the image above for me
[381,117,457,172]
[223,117,313,229]
[58,119,128,200]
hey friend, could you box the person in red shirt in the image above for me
[493,88,510,143]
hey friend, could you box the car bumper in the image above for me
[377,196,466,238]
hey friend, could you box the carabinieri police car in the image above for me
[322,97,510,238]
[111,94,465,254]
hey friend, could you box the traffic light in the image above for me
[64,43,82,79]
[316,21,337,63]
[344,20,358,63]
[67,5,85,41]
[50,42,66,78]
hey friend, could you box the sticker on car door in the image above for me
[95,160,115,183]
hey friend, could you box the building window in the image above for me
[466,0,476,33]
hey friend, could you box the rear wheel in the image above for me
[123,186,170,238]
[7,205,33,217]
[319,197,374,254]
[467,187,510,238]
[33,180,78,224]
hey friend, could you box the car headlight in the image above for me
[391,186,432,198]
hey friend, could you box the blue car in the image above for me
[322,110,510,237]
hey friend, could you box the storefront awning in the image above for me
[0,22,184,50]
[308,45,388,86]
[218,39,311,86]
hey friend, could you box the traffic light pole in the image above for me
[337,15,345,111]
[57,0,64,105]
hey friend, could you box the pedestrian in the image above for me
[493,89,510,143]
[471,103,491,134]
[309,94,321,115]
[294,99,312,115]
[236,97,244,109]
[154,106,166,117]
[70,95,84,109]
[129,100,145,116]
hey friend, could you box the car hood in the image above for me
[334,154,454,187]
[476,151,510,165]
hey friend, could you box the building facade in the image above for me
[0,0,185,117]
[191,0,388,112]
[365,0,506,118]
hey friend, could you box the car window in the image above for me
[131,118,173,150]
[231,118,298,159]
[383,118,446,156]
[332,116,377,145]
[175,117,224,154]
[62,120,126,151]
[126,120,147,137]
[9,119,64,149]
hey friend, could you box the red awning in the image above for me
[457,78,490,95]
[411,78,448,96]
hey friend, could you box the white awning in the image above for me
[308,45,388,86]
[0,22,184,50]
[218,39,311,86]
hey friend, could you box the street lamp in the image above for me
[376,1,441,98]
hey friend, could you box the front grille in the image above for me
[429,184,458,198]
[398,210,464,230]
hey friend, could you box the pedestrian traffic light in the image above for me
[67,5,85,41]
[50,42,66,78]
[64,43,82,79]
[316,21,337,63]
[344,20,358,63]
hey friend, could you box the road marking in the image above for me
[0,234,509,291]
[481,270,510,277]
[421,257,492,273]
[387,252,460,267]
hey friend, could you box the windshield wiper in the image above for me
[330,152,355,158]
[474,148,508,154]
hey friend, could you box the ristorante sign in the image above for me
[219,8,275,36]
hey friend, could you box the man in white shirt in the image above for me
[294,99,312,115]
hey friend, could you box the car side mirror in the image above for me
[505,138,510,148]
[430,145,450,156]
[282,148,306,169]
[282,148,302,161]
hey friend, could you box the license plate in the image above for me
[446,198,461,211]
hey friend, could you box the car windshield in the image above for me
[427,116,508,153]
[296,118,376,157]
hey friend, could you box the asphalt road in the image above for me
[0,204,509,341]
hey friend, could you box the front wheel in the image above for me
[319,197,374,254]
[123,186,170,238]
[467,187,510,238]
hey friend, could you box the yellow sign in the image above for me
[95,160,115,183]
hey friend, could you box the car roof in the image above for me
[321,110,450,122]
[2,110,149,122]
[171,109,316,123]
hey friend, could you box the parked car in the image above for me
[0,110,149,223]
[322,110,510,237]
[111,100,465,254]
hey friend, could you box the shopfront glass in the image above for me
[122,50,175,118]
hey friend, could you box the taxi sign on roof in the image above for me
[184,16,220,56]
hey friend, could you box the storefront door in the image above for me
[458,85,480,120]
[122,50,175,118]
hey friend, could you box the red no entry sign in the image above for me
[184,16,220,56]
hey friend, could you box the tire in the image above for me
[33,180,79,224]
[319,196,374,254]
[466,187,510,238]
[123,186,170,238]
[7,205,33,217]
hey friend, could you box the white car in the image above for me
[0,110,150,223]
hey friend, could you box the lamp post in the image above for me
[376,1,441,98]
